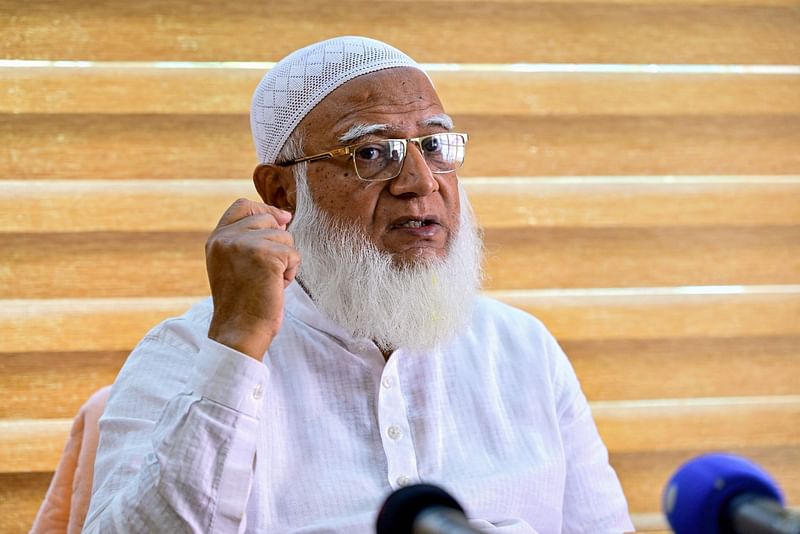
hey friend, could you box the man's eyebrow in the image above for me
[338,123,391,144]
[419,114,454,131]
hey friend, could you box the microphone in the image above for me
[376,483,483,534]
[664,453,800,534]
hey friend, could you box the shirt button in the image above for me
[382,376,394,389]
[387,425,402,440]
[396,475,412,487]
[252,383,264,400]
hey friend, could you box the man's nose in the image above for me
[388,143,438,197]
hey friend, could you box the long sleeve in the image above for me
[548,334,634,533]
[83,310,268,533]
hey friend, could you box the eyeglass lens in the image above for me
[353,133,466,181]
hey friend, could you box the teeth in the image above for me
[398,220,425,228]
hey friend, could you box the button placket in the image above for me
[377,355,419,489]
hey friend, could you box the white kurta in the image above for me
[84,283,633,533]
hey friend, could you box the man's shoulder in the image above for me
[463,293,557,353]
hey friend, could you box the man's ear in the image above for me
[253,164,297,212]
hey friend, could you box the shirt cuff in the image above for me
[184,337,269,418]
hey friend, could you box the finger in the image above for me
[247,227,295,248]
[241,213,294,232]
[283,247,302,287]
[220,212,281,234]
[216,198,292,229]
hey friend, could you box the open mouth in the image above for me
[390,216,440,230]
[393,218,437,229]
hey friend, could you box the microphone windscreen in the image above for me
[663,453,784,534]
[376,484,465,534]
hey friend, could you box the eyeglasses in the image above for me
[276,132,468,182]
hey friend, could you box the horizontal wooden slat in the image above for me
[486,226,800,289]
[2,336,798,419]
[2,290,798,353]
[4,114,799,179]
[567,336,800,401]
[506,228,800,290]
[3,397,797,472]
[3,178,799,233]
[4,68,800,116]
[0,419,73,473]
[2,226,798,297]
[595,396,800,453]
[498,288,800,341]
[613,446,800,514]
[0,351,127,419]
[3,1,799,63]
[0,472,52,534]
[0,297,198,352]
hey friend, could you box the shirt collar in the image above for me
[283,281,376,353]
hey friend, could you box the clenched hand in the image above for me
[205,199,301,360]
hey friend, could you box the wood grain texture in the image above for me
[595,397,800,453]
[0,419,73,473]
[5,68,800,116]
[2,226,799,297]
[2,290,798,353]
[484,226,800,289]
[0,472,52,534]
[4,113,800,179]
[0,297,199,352]
[497,289,800,341]
[3,178,799,233]
[2,1,799,63]
[565,336,800,401]
[0,351,127,419]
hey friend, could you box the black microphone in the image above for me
[376,483,483,534]
[664,453,800,534]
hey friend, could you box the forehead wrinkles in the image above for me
[336,94,441,121]
[303,69,443,146]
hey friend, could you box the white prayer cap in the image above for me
[250,36,426,164]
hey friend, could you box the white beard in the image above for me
[288,172,484,352]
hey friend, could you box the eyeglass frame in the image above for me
[274,132,469,182]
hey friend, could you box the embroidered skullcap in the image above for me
[250,36,426,164]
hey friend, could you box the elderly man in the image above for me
[84,36,633,533]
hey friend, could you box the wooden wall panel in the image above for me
[0,473,53,534]
[499,290,800,341]
[566,336,800,401]
[2,226,798,297]
[2,0,799,528]
[3,291,798,353]
[484,226,800,289]
[3,114,800,179]
[3,178,799,233]
[4,68,800,117]
[0,351,127,419]
[3,1,799,63]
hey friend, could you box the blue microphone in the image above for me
[664,453,800,534]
